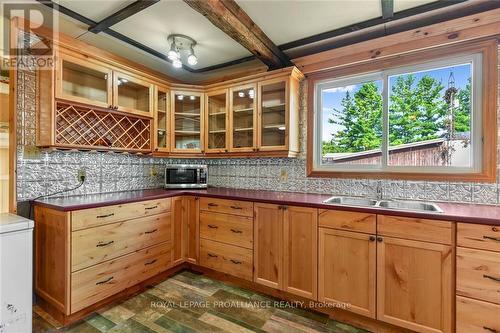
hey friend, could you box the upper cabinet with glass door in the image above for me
[171,91,204,153]
[206,90,229,153]
[56,53,112,109]
[258,79,288,151]
[154,86,169,153]
[230,84,257,152]
[113,72,154,117]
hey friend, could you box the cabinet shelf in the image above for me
[262,103,286,112]
[233,108,254,113]
[263,124,286,130]
[209,112,226,116]
[175,130,200,135]
[233,127,254,132]
[209,129,226,134]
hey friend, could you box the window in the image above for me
[310,48,496,181]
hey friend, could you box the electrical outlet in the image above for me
[77,168,86,182]
[150,166,159,177]
[279,168,288,182]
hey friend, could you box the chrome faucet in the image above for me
[376,180,384,200]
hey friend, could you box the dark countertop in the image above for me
[33,187,500,226]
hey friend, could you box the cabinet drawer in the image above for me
[72,213,171,271]
[377,215,453,245]
[457,223,500,252]
[319,209,376,234]
[457,247,500,304]
[199,197,253,217]
[200,211,253,249]
[71,242,171,313]
[72,198,171,230]
[457,296,500,333]
[200,239,253,281]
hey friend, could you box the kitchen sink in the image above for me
[322,196,378,207]
[377,200,443,213]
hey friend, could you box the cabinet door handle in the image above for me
[97,213,114,218]
[145,229,158,234]
[96,276,114,285]
[207,253,218,258]
[208,203,218,207]
[96,240,114,247]
[230,229,242,234]
[483,236,500,242]
[207,224,218,229]
[369,236,376,242]
[483,274,500,282]
[145,259,157,266]
[483,327,498,333]
[377,237,383,242]
[230,206,242,210]
[145,205,158,210]
[230,259,242,264]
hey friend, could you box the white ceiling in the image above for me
[5,0,447,83]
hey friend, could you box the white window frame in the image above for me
[313,53,483,174]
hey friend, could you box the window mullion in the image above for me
[381,72,389,170]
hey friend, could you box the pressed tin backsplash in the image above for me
[14,44,500,205]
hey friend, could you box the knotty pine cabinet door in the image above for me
[172,196,199,265]
[172,196,185,265]
[185,196,199,264]
[377,236,453,333]
[283,206,317,299]
[318,228,376,318]
[254,203,283,289]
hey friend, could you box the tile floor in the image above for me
[33,270,370,333]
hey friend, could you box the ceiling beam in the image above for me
[381,0,394,19]
[88,0,159,33]
[183,0,292,69]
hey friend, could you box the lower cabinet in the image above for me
[377,236,453,333]
[185,196,199,264]
[172,196,199,265]
[254,203,318,299]
[318,228,376,318]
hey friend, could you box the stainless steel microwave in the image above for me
[164,164,208,189]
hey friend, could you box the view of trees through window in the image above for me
[320,62,473,168]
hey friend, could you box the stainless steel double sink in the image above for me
[323,196,443,213]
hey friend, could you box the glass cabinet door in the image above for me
[259,80,287,149]
[206,90,228,152]
[114,72,153,116]
[155,87,169,152]
[230,85,256,151]
[172,92,202,152]
[58,54,112,108]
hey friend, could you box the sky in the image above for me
[321,63,472,141]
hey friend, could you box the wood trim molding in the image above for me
[306,39,498,183]
[294,7,500,74]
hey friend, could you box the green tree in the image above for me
[327,83,382,153]
[454,77,471,133]
[389,74,447,146]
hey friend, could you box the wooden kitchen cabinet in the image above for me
[283,206,317,299]
[377,236,453,333]
[185,196,200,264]
[154,85,170,153]
[205,89,229,153]
[172,196,185,265]
[318,228,376,318]
[170,91,204,153]
[254,203,283,289]
[258,78,288,150]
[229,84,257,152]
[172,196,199,265]
[113,71,154,116]
[56,52,112,109]
[254,203,318,299]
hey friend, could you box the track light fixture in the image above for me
[167,34,198,69]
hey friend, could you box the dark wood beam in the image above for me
[88,0,159,33]
[183,0,291,69]
[381,0,394,19]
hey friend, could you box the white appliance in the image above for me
[0,213,34,333]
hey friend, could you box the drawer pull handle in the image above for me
[207,253,218,258]
[145,259,157,266]
[483,235,500,242]
[145,206,158,210]
[483,327,498,333]
[208,224,218,229]
[96,240,114,247]
[208,203,218,207]
[97,213,114,218]
[96,276,114,285]
[483,274,500,282]
[230,206,242,210]
[145,229,158,234]
[230,229,242,234]
[230,259,242,264]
